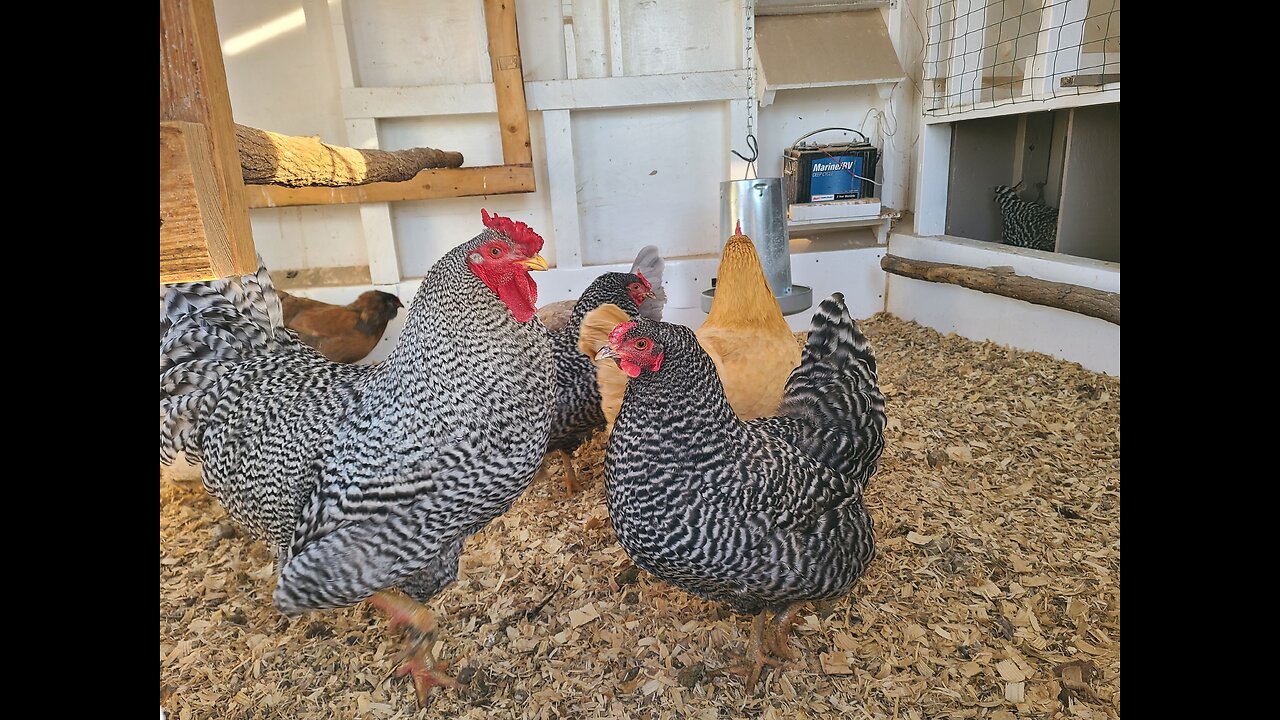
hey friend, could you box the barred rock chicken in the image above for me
[537,255,663,495]
[277,289,403,363]
[994,181,1058,252]
[596,293,885,690]
[159,210,552,705]
[581,227,800,432]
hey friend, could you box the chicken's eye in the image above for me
[629,283,641,292]
[489,245,503,258]
[634,339,650,351]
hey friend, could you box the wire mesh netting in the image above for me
[924,0,1120,116]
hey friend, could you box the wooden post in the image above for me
[484,0,534,166]
[881,254,1119,325]
[160,0,256,282]
[161,122,233,284]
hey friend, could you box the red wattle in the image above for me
[497,270,538,323]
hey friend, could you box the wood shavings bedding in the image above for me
[161,313,1120,719]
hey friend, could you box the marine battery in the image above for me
[783,128,880,203]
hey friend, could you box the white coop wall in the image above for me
[211,0,1115,372]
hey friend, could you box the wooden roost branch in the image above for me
[881,255,1120,325]
[236,124,464,187]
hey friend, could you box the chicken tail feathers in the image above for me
[160,258,299,465]
[630,245,667,321]
[774,293,886,489]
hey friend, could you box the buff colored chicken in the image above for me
[581,225,801,430]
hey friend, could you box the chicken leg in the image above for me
[769,603,802,660]
[366,590,460,707]
[728,612,784,691]
[558,449,582,496]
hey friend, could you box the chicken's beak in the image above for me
[595,345,621,362]
[644,290,657,301]
[519,254,549,271]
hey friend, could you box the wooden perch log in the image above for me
[235,124,464,187]
[881,255,1120,325]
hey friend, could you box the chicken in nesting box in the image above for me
[278,289,403,363]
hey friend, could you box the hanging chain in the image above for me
[745,0,756,142]
[731,0,759,179]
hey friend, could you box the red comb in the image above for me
[608,321,637,347]
[735,220,742,235]
[481,209,545,256]
[636,272,651,290]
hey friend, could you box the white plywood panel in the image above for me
[248,206,368,271]
[754,85,883,179]
[379,114,507,165]
[347,0,488,87]
[515,0,571,81]
[215,0,346,141]
[620,0,737,75]
[572,104,729,266]
[569,0,610,79]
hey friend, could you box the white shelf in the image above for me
[788,205,900,243]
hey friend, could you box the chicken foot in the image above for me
[367,590,460,707]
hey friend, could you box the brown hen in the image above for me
[278,289,403,363]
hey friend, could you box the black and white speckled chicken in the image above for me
[994,181,1058,252]
[534,246,665,495]
[159,210,552,705]
[596,293,885,690]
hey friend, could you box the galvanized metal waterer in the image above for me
[702,177,813,315]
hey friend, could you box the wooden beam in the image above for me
[161,122,234,284]
[341,70,750,118]
[246,165,536,208]
[160,0,256,280]
[881,255,1120,325]
[484,0,533,166]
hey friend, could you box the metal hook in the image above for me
[731,133,758,164]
